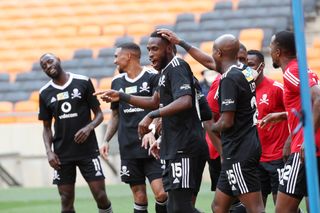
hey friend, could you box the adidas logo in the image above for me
[95,171,102,176]
[119,88,124,92]
[173,178,180,184]
[51,97,57,103]
[232,185,236,191]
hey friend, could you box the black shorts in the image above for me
[208,157,222,191]
[53,157,105,185]
[162,155,198,192]
[120,158,163,185]
[258,159,284,197]
[217,154,261,196]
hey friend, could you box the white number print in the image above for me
[171,162,182,178]
[250,96,258,125]
[226,169,237,185]
[279,165,292,185]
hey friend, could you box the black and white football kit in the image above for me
[216,65,262,196]
[39,72,104,185]
[111,67,163,185]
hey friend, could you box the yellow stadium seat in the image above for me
[309,59,320,73]
[127,23,154,38]
[239,28,264,50]
[98,77,113,91]
[91,78,98,90]
[313,37,320,49]
[103,25,126,37]
[307,47,320,60]
[0,101,15,123]
[52,26,78,37]
[14,100,39,123]
[29,91,39,103]
[200,41,214,55]
[240,40,263,51]
[78,25,102,36]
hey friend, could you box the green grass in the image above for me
[0,182,307,213]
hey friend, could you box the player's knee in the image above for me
[94,190,109,208]
[154,190,167,202]
[134,190,148,204]
[59,191,74,207]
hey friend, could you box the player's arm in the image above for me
[74,105,103,144]
[203,114,222,156]
[94,90,160,110]
[259,111,288,129]
[311,85,320,131]
[42,119,61,170]
[211,111,235,133]
[157,28,216,70]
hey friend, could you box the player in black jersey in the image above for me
[99,43,167,213]
[38,53,113,213]
[96,31,206,213]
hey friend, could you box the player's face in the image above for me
[247,55,264,75]
[40,54,62,79]
[237,49,248,65]
[147,37,168,71]
[270,35,280,69]
[114,47,129,73]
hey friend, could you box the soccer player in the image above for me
[247,50,290,206]
[38,53,113,213]
[99,42,168,213]
[266,31,320,213]
[96,31,206,213]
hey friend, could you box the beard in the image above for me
[272,62,280,69]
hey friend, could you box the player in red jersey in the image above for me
[247,50,290,207]
[261,31,320,213]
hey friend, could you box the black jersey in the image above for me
[38,73,100,162]
[111,67,159,159]
[158,57,205,160]
[218,65,261,161]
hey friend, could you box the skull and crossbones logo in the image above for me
[71,88,82,99]
[139,82,150,93]
[120,165,130,177]
[259,94,269,105]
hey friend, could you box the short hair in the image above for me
[247,50,264,62]
[274,31,296,56]
[239,43,247,52]
[150,30,169,44]
[117,42,141,58]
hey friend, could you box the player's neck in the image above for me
[53,71,69,86]
[255,72,264,86]
[126,63,143,79]
[221,60,237,74]
[280,57,296,73]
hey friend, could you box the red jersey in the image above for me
[256,76,289,162]
[206,74,221,159]
[283,59,320,156]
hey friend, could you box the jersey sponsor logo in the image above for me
[125,86,137,94]
[139,82,150,93]
[57,91,69,101]
[50,97,57,103]
[158,75,166,87]
[71,88,82,99]
[259,94,269,105]
[123,107,144,113]
[222,99,235,106]
[59,101,78,119]
[242,67,255,82]
[180,84,191,90]
[120,165,130,177]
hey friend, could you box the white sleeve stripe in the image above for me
[284,73,299,86]
[273,82,284,90]
[286,70,300,83]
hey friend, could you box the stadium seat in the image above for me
[29,91,39,103]
[200,41,214,54]
[73,49,94,59]
[313,37,320,49]
[213,1,233,11]
[98,77,113,91]
[175,13,195,24]
[0,101,15,123]
[78,25,102,36]
[126,23,154,39]
[239,28,264,50]
[97,47,116,59]
[307,47,320,60]
[14,100,39,123]
[175,22,199,33]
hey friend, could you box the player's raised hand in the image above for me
[99,143,109,160]
[157,28,181,45]
[93,90,120,103]
[74,125,92,144]
[141,132,156,150]
[138,115,153,140]
[47,151,61,170]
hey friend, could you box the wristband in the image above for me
[119,92,131,102]
[179,40,192,51]
[148,109,161,119]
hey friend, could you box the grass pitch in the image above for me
[0,182,307,213]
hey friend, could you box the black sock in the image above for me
[155,198,167,213]
[61,211,75,213]
[134,202,148,213]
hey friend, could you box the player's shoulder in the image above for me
[272,80,284,91]
[143,66,158,75]
[39,80,52,94]
[112,73,125,82]
[168,56,189,70]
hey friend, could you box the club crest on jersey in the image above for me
[139,82,150,93]
[259,94,269,105]
[158,75,166,87]
[125,86,137,94]
[57,91,69,101]
[71,88,82,99]
[242,67,254,82]
[120,166,130,177]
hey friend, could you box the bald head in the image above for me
[214,34,240,60]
